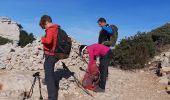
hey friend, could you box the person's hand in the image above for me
[110,46,115,50]
[96,57,100,66]
[101,42,105,45]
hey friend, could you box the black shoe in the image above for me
[94,86,105,93]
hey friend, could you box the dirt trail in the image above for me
[64,67,170,100]
[0,67,170,100]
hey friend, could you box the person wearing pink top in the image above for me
[79,44,112,92]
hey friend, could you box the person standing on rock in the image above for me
[39,15,59,100]
[79,44,112,92]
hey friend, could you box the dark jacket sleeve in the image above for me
[98,29,110,44]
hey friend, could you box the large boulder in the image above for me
[0,17,20,41]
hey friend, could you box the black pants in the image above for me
[44,55,58,100]
[99,50,112,89]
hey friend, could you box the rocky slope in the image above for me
[0,37,90,100]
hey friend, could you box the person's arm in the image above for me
[41,29,55,44]
[88,48,96,66]
[99,30,109,43]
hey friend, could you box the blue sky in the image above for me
[0,0,170,45]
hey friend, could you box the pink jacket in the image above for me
[87,44,110,66]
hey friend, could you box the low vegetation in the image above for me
[112,23,170,70]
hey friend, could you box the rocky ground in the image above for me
[0,38,170,100]
[0,67,170,100]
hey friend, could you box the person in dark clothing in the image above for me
[97,18,114,78]
[97,18,113,46]
[39,15,59,100]
[99,29,111,44]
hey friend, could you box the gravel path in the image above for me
[63,67,170,100]
[0,67,170,100]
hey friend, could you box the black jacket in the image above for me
[98,28,110,44]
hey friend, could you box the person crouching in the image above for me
[79,44,112,92]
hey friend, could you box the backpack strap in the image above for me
[102,26,113,35]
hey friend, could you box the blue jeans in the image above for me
[99,50,112,89]
[44,55,58,100]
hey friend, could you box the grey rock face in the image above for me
[0,17,20,41]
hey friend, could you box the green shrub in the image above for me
[0,36,12,45]
[150,23,170,45]
[112,32,155,70]
[111,23,170,70]
[18,30,36,47]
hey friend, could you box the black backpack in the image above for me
[55,27,72,59]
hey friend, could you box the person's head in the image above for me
[39,15,53,29]
[97,17,107,27]
[79,45,88,57]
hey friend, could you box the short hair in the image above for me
[79,45,87,56]
[97,17,106,23]
[39,15,52,29]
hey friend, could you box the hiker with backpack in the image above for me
[97,18,118,79]
[39,15,72,100]
[97,17,118,47]
[39,15,59,100]
[79,44,112,92]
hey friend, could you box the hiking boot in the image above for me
[94,86,105,93]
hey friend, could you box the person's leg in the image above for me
[99,50,112,90]
[99,57,108,90]
[44,55,58,100]
[106,67,109,78]
[106,50,113,78]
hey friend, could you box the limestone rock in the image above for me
[0,17,20,41]
[161,56,170,67]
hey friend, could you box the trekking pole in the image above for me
[62,62,94,97]
[79,67,89,73]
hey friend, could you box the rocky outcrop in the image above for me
[0,37,89,100]
[0,43,14,69]
[149,51,170,93]
[0,17,20,41]
[1,38,87,72]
